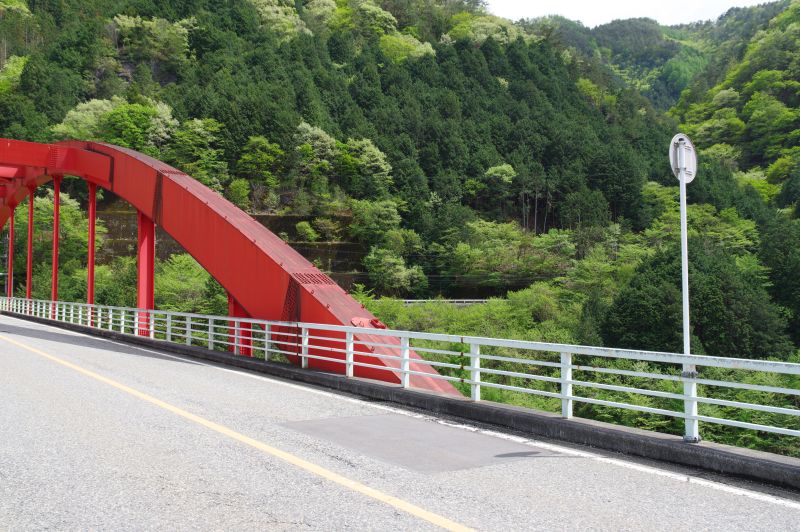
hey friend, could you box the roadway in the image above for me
[1,314,799,531]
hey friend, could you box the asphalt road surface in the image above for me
[1,314,799,531]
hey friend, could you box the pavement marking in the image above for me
[100,337,800,509]
[0,333,473,532]
[6,315,800,510]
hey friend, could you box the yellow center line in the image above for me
[0,333,473,532]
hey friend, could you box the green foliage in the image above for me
[113,15,195,78]
[294,121,337,189]
[295,220,320,241]
[338,138,394,198]
[97,102,159,151]
[0,56,28,94]
[736,168,781,203]
[766,151,800,183]
[379,33,434,62]
[364,246,427,296]
[561,187,610,228]
[0,0,29,12]
[445,12,525,45]
[355,1,397,34]
[154,254,210,312]
[349,199,401,246]
[163,118,229,191]
[676,2,800,168]
[51,96,125,140]
[303,0,337,32]
[602,242,793,359]
[249,0,311,39]
[235,136,284,190]
[311,217,341,240]
[225,179,252,210]
[443,221,575,291]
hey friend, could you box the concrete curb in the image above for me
[6,311,800,491]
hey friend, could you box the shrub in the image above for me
[295,220,319,242]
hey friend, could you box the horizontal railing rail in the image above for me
[403,299,488,306]
[2,296,799,444]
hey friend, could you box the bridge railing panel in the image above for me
[3,296,799,446]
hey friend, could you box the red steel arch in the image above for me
[0,138,458,396]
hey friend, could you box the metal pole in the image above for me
[265,324,272,361]
[678,139,700,443]
[7,210,14,298]
[87,183,96,305]
[51,177,61,308]
[26,189,33,299]
[470,343,481,401]
[561,352,573,418]
[301,327,309,369]
[344,331,353,377]
[679,141,691,358]
[400,336,410,388]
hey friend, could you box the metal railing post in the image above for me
[264,324,271,361]
[186,316,192,345]
[207,318,213,350]
[400,336,410,388]
[683,365,700,442]
[166,313,172,342]
[560,352,573,419]
[470,343,481,402]
[149,311,155,339]
[234,319,240,355]
[345,331,354,378]
[301,326,309,369]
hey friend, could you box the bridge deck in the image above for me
[1,314,798,530]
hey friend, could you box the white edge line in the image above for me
[6,314,800,510]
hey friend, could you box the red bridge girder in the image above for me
[0,138,459,396]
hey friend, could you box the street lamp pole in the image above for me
[678,138,691,358]
[671,133,699,443]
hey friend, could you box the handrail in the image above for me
[2,296,799,444]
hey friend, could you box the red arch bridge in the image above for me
[4,140,800,529]
[0,138,457,396]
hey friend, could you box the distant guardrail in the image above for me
[3,296,799,445]
[402,299,489,306]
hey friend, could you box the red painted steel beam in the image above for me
[6,210,13,298]
[87,183,96,305]
[51,176,60,305]
[137,211,155,336]
[228,293,252,357]
[0,138,458,396]
[26,189,32,299]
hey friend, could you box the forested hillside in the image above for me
[1,0,798,363]
[526,2,789,109]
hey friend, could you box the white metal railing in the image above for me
[403,299,488,306]
[2,296,799,444]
